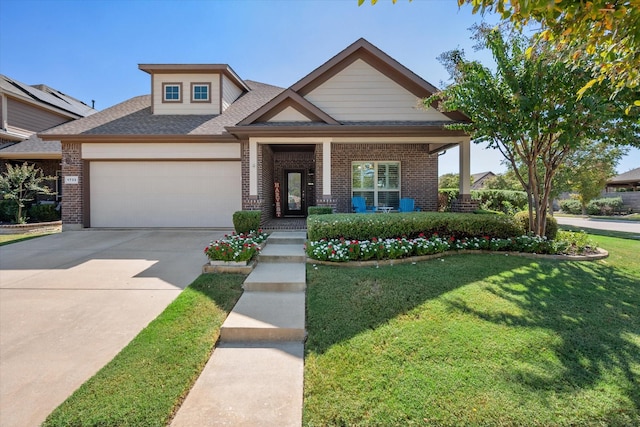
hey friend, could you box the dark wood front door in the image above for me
[284,169,305,216]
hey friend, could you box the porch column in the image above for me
[459,137,471,199]
[249,138,258,196]
[451,137,479,212]
[322,139,331,196]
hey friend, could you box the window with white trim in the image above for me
[352,161,400,209]
[163,83,181,102]
[191,83,210,102]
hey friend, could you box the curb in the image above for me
[0,221,62,235]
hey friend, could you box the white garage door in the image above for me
[90,161,241,227]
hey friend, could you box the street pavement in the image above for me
[555,216,640,235]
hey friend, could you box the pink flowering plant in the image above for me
[204,230,268,262]
[305,231,593,262]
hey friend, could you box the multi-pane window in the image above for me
[191,83,210,102]
[163,83,181,102]
[352,161,400,209]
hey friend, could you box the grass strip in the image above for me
[304,235,640,426]
[559,224,640,241]
[0,232,56,246]
[43,273,244,427]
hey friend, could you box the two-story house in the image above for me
[40,38,475,229]
[0,75,97,199]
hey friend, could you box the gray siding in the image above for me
[7,98,69,132]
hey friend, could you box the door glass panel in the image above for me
[288,172,302,211]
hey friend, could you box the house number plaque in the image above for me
[64,176,79,184]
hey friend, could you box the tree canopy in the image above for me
[458,0,640,106]
[426,27,639,236]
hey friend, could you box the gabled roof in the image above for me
[289,38,468,122]
[237,89,340,125]
[0,74,97,118]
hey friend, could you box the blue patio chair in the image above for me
[352,196,375,213]
[398,197,421,212]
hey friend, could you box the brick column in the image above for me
[451,194,480,213]
[61,142,83,230]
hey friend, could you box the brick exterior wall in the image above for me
[260,145,274,223]
[331,143,438,213]
[60,142,83,228]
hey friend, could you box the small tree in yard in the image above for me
[426,26,639,236]
[552,141,627,215]
[0,163,55,224]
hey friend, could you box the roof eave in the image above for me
[225,124,469,138]
[38,133,238,143]
[0,152,60,159]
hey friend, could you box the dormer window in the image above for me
[163,83,182,103]
[191,83,211,103]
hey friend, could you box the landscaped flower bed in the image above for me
[204,230,269,262]
[305,231,596,262]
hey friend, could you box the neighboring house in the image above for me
[0,75,97,200]
[606,167,640,192]
[470,171,496,190]
[40,38,474,230]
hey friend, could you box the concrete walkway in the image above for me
[171,231,307,427]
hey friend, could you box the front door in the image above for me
[284,169,305,216]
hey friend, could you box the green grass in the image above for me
[43,274,244,427]
[559,224,640,241]
[0,231,57,246]
[304,235,640,426]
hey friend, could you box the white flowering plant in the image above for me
[204,230,269,262]
[305,231,594,262]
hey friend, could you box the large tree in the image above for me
[457,0,640,106]
[426,28,639,236]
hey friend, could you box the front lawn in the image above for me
[43,274,244,427]
[304,235,640,426]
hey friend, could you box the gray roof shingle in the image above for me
[608,167,640,184]
[40,80,285,137]
[0,134,60,154]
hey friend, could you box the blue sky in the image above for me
[1,0,637,175]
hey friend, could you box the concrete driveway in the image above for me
[0,229,224,427]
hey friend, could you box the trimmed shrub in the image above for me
[438,189,459,212]
[0,200,17,222]
[559,199,582,215]
[588,197,624,215]
[559,197,624,215]
[306,212,522,242]
[308,206,333,215]
[439,189,528,214]
[514,211,558,240]
[473,189,528,215]
[28,203,60,222]
[232,210,261,234]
